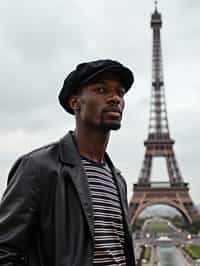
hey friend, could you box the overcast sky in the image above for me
[0,0,199,207]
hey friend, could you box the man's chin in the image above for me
[101,122,121,131]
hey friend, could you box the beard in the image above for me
[99,111,122,130]
[100,120,121,131]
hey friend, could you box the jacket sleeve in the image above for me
[0,155,40,265]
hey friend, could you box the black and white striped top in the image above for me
[81,156,126,266]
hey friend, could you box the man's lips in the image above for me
[103,107,122,115]
[103,107,122,118]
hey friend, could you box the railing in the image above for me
[151,182,171,188]
[134,182,188,189]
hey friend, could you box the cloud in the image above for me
[0,0,199,207]
[0,1,87,61]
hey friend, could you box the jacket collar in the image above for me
[59,131,120,171]
[59,131,81,166]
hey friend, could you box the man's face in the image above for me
[73,73,126,131]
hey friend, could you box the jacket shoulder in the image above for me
[7,140,60,185]
[26,140,59,160]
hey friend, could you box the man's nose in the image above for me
[108,92,121,105]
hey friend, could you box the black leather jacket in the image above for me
[0,131,135,266]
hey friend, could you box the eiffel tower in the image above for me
[128,3,199,226]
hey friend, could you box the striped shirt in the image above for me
[81,156,126,266]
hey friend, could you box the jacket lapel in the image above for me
[105,154,129,225]
[58,132,94,238]
[58,131,129,237]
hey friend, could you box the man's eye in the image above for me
[97,87,106,94]
[118,89,125,97]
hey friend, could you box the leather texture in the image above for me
[0,131,135,266]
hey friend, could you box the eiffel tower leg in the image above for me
[128,185,200,227]
[139,154,152,184]
[166,152,183,183]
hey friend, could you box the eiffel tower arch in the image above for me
[128,4,200,226]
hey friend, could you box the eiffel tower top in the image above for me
[148,2,170,140]
[151,1,162,28]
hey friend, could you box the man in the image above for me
[0,59,135,266]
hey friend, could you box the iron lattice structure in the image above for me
[128,5,199,226]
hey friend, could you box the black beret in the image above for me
[58,59,134,114]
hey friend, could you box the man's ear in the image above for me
[68,95,81,113]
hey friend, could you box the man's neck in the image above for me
[74,128,110,163]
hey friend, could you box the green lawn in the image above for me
[149,222,170,233]
[183,245,200,259]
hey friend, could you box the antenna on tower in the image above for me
[154,0,158,11]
